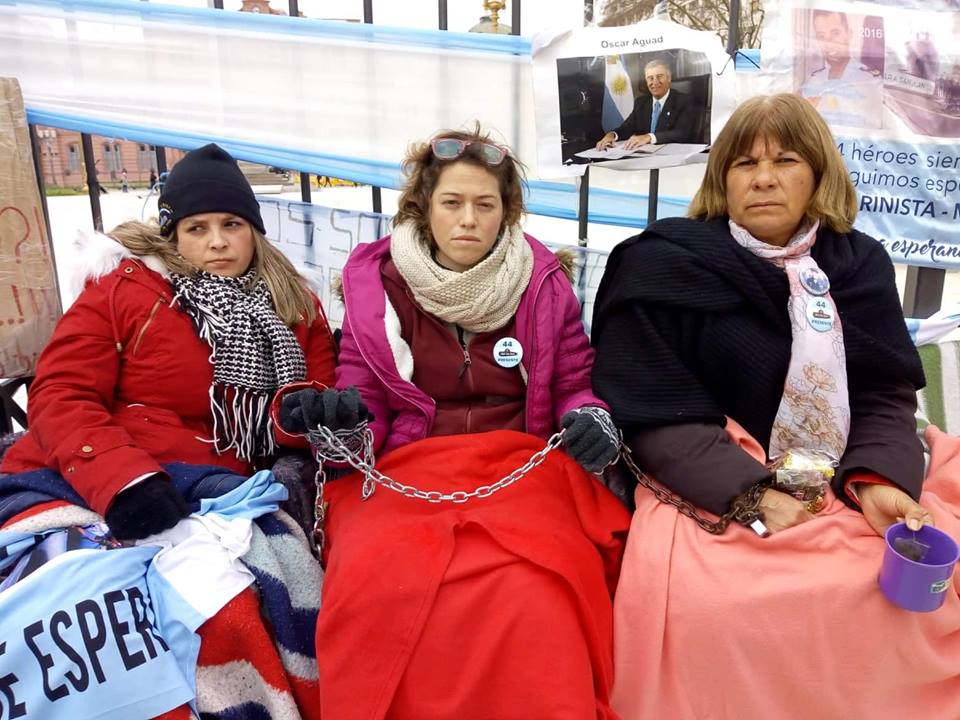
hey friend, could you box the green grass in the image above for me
[45,184,152,196]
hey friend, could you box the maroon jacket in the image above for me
[381,259,526,437]
[2,254,336,515]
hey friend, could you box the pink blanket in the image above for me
[612,422,960,719]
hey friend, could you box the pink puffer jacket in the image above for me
[336,233,607,454]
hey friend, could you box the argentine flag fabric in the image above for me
[906,304,960,346]
[601,55,635,133]
[0,470,286,720]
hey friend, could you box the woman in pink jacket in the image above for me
[280,127,629,719]
[284,131,616,465]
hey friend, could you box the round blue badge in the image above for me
[493,337,523,368]
[806,297,835,332]
[799,267,830,296]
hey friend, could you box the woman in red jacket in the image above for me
[2,143,337,541]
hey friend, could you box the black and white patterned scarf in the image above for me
[170,268,306,460]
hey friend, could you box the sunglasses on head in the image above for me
[430,137,508,166]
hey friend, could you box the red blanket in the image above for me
[316,430,631,719]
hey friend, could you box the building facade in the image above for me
[34,128,186,189]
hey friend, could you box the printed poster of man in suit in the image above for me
[555,50,711,164]
[594,57,700,150]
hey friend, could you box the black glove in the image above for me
[104,475,189,541]
[559,407,621,473]
[278,386,373,435]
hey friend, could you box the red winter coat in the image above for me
[2,244,336,516]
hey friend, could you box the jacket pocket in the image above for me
[114,404,198,459]
[61,426,137,464]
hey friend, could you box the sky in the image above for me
[151,0,587,36]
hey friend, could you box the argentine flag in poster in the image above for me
[601,55,634,133]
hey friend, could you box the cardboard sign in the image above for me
[0,78,60,377]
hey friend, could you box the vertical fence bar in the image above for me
[512,0,520,35]
[363,0,381,213]
[300,173,312,202]
[81,133,103,232]
[288,0,312,202]
[903,267,946,318]
[28,124,55,258]
[646,169,660,225]
[727,0,741,56]
[576,167,591,317]
[438,0,447,30]
[577,166,590,248]
[644,0,676,228]
[155,146,168,175]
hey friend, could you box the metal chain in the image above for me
[310,424,372,553]
[309,423,566,504]
[620,443,770,534]
[311,460,328,551]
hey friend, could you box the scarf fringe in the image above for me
[170,268,306,463]
[209,384,277,461]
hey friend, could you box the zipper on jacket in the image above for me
[456,325,472,380]
[131,296,164,355]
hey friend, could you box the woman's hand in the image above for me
[559,407,620,473]
[105,475,189,541]
[858,483,933,537]
[278,386,372,435]
[758,488,815,534]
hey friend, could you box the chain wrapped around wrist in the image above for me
[727,480,773,537]
[621,443,772,535]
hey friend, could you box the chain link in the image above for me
[311,461,328,551]
[309,423,566,505]
[620,443,770,534]
[311,423,766,544]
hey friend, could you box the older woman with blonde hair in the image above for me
[591,93,960,719]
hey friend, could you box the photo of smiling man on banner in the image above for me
[797,9,884,129]
[593,56,700,151]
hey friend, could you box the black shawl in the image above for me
[591,216,925,514]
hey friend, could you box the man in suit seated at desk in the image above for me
[594,59,698,150]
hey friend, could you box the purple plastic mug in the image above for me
[879,522,959,612]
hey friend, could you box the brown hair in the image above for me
[108,219,316,325]
[688,93,858,233]
[392,124,526,242]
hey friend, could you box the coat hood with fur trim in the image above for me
[69,229,170,300]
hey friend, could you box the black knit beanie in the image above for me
[158,143,265,236]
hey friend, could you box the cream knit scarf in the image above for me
[390,220,534,333]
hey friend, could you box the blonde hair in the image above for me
[688,93,858,234]
[107,220,316,325]
[393,124,526,243]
